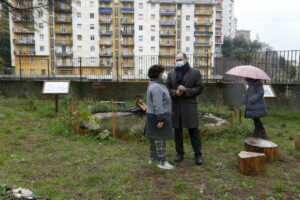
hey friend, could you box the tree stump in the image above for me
[238,151,266,175]
[244,138,278,162]
[295,134,300,151]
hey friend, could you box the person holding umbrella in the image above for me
[226,65,270,139]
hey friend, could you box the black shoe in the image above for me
[195,155,203,165]
[174,154,184,162]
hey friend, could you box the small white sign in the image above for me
[42,81,70,94]
[263,84,276,98]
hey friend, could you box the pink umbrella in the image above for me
[225,65,270,80]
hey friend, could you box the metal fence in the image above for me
[1,50,300,83]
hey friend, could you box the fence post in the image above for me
[19,58,22,80]
[79,57,82,82]
[47,59,50,79]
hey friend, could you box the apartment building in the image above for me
[9,0,218,80]
[222,0,236,38]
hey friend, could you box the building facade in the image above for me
[9,0,218,80]
[222,0,236,38]
[236,29,251,41]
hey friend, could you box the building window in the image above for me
[151,25,155,31]
[151,3,155,9]
[90,13,94,19]
[205,48,209,53]
[151,14,155,20]
[30,58,34,63]
[139,3,143,9]
[77,24,82,29]
[205,6,209,10]
[205,16,209,22]
[91,35,95,40]
[186,26,190,32]
[78,46,82,50]
[151,47,155,53]
[139,47,143,52]
[77,12,81,18]
[139,25,143,31]
[38,0,43,6]
[90,46,95,52]
[91,57,95,63]
[89,1,94,7]
[151,36,155,41]
[139,70,143,75]
[186,15,190,21]
[186,36,190,41]
[77,1,81,7]
[186,47,190,53]
[139,36,143,42]
[138,14,143,20]
[40,34,44,40]
[41,69,46,75]
[38,11,43,17]
[40,46,44,52]
[39,23,43,29]
[90,24,94,30]
[77,35,82,41]
[30,69,35,75]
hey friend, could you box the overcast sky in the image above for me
[235,0,300,51]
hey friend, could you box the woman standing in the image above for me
[245,78,268,139]
[145,65,174,170]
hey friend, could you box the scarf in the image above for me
[175,61,190,84]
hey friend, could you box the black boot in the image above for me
[259,129,268,139]
[195,155,203,165]
[174,154,184,162]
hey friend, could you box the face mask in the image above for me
[176,60,185,67]
[161,72,168,82]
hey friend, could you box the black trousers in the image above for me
[253,118,264,131]
[174,128,202,157]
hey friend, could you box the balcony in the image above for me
[55,30,72,34]
[160,42,176,47]
[194,42,212,46]
[215,24,222,28]
[121,19,134,24]
[99,0,113,2]
[99,62,113,67]
[56,66,74,71]
[216,16,222,20]
[55,40,73,46]
[12,16,34,22]
[122,53,134,58]
[160,31,176,37]
[215,40,223,45]
[215,32,222,36]
[100,53,112,57]
[194,31,213,36]
[194,20,213,26]
[195,10,214,15]
[122,63,134,68]
[100,42,113,46]
[160,8,176,15]
[159,20,176,26]
[159,54,175,58]
[216,6,223,12]
[55,52,73,57]
[121,30,134,35]
[13,28,34,34]
[121,0,134,2]
[99,19,112,24]
[99,7,113,13]
[121,41,134,46]
[14,50,35,56]
[121,8,134,13]
[99,30,112,35]
[55,17,72,23]
[54,7,72,13]
[13,39,35,45]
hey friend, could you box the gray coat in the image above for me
[245,80,268,118]
[167,68,203,128]
[145,80,173,140]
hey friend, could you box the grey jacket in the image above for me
[145,79,173,140]
[245,80,268,118]
[167,67,203,128]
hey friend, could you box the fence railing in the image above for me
[1,50,300,83]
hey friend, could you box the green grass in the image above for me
[0,97,299,200]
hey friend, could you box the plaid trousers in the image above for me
[149,138,166,164]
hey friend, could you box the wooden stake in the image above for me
[239,109,242,124]
[295,134,300,151]
[55,95,58,114]
[112,113,116,138]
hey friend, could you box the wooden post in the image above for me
[29,100,33,111]
[238,151,266,175]
[295,134,300,151]
[244,138,279,162]
[239,109,242,124]
[112,113,116,138]
[55,95,58,114]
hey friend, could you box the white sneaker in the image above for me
[157,161,174,170]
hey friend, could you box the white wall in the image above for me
[182,4,195,55]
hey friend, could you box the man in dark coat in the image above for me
[167,52,204,165]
